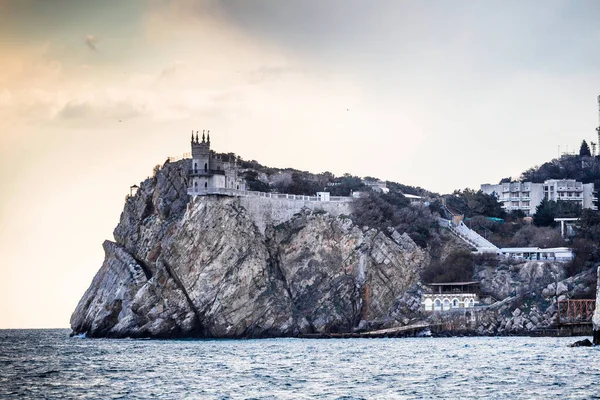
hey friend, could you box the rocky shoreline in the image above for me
[71,160,598,339]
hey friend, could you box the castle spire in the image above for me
[191,130,194,142]
[207,130,210,144]
[195,131,199,143]
[202,129,205,143]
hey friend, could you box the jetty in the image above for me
[299,322,432,339]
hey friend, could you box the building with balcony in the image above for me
[480,179,597,216]
[187,131,246,195]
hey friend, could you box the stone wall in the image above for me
[238,196,353,235]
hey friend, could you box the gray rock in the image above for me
[525,322,534,331]
[70,161,428,338]
[556,282,568,296]
[569,339,593,347]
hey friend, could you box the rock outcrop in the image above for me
[71,161,428,338]
[431,260,598,336]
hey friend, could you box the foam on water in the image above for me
[1,329,600,399]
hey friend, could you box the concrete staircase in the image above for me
[440,219,499,253]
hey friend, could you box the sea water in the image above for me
[1,329,599,399]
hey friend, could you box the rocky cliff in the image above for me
[70,161,429,338]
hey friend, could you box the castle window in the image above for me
[204,163,208,172]
[204,182,207,188]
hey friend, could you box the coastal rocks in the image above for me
[476,261,563,302]
[444,262,599,336]
[70,241,198,338]
[71,160,429,338]
[569,338,593,347]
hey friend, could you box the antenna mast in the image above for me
[596,95,600,156]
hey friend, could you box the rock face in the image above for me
[443,260,598,336]
[71,161,428,338]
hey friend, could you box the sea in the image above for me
[0,329,599,399]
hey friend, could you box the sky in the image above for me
[1,0,600,328]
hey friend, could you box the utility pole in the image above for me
[596,95,600,156]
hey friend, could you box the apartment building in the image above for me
[480,179,597,216]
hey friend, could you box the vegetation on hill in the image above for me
[444,189,506,219]
[216,151,432,198]
[520,153,600,189]
[532,199,582,226]
[421,250,474,283]
[350,191,439,248]
[215,145,600,283]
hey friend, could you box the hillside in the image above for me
[214,151,433,198]
[520,153,600,189]
[71,153,600,339]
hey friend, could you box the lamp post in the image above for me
[554,270,560,326]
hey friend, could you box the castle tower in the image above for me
[191,130,210,172]
[189,130,212,192]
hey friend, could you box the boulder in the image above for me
[569,339,593,347]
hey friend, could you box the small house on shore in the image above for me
[422,282,480,312]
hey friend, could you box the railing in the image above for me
[188,169,225,176]
[187,187,353,202]
[557,299,595,325]
[168,152,191,162]
[454,222,498,250]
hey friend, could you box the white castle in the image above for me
[187,130,246,195]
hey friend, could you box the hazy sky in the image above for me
[2,0,600,328]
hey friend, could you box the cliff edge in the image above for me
[70,161,428,338]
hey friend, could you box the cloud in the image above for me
[57,101,93,119]
[85,34,98,51]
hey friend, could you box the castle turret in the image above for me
[191,131,211,173]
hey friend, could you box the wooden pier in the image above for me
[298,322,432,339]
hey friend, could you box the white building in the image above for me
[481,179,597,216]
[187,131,246,195]
[498,247,574,261]
[362,178,389,194]
[422,282,480,312]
